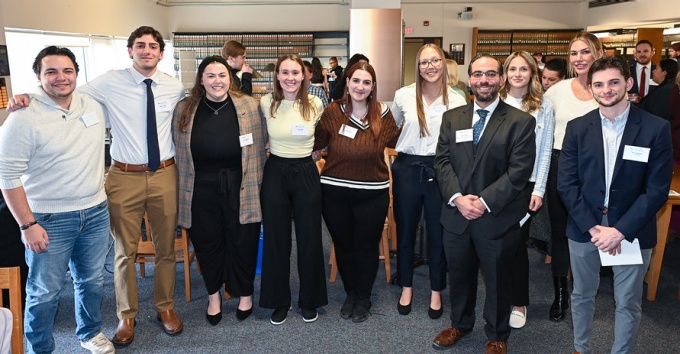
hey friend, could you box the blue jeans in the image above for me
[24,201,110,354]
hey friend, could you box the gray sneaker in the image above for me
[81,332,115,354]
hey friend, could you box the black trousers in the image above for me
[392,153,446,290]
[546,150,570,277]
[259,155,328,309]
[0,198,28,309]
[510,182,535,306]
[443,224,521,342]
[189,168,260,297]
[321,184,389,299]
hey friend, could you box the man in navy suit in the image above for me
[628,40,656,104]
[558,56,672,354]
[432,53,536,354]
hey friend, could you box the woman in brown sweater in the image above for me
[314,62,401,322]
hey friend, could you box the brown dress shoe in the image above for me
[157,309,184,335]
[485,341,507,354]
[112,318,135,346]
[573,352,582,354]
[432,326,471,350]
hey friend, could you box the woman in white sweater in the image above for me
[499,51,555,329]
[543,32,602,322]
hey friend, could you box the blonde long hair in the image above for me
[499,51,543,114]
[567,32,604,78]
[415,44,449,137]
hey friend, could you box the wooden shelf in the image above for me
[472,28,582,63]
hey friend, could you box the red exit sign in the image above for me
[404,27,414,34]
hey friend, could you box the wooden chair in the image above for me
[135,214,196,301]
[0,267,23,354]
[328,148,398,283]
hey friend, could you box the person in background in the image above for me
[222,40,254,95]
[0,46,113,354]
[671,70,680,162]
[628,40,657,104]
[543,32,603,322]
[259,54,328,325]
[303,60,329,108]
[173,56,267,326]
[330,53,369,101]
[668,42,680,68]
[310,57,328,94]
[499,51,555,329]
[327,56,343,94]
[0,194,28,311]
[432,53,536,354]
[558,55,672,354]
[391,44,466,320]
[640,58,678,122]
[445,59,471,103]
[532,51,546,70]
[542,58,568,91]
[314,61,400,322]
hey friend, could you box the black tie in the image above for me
[144,79,160,171]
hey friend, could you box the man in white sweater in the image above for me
[0,47,113,353]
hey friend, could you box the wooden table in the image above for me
[644,166,680,301]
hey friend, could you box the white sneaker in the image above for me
[509,306,527,329]
[81,332,116,354]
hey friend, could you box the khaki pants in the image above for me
[105,164,178,320]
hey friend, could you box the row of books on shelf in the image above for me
[173,34,314,48]
[478,31,579,45]
[173,46,312,60]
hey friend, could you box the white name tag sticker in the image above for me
[623,145,650,163]
[292,124,309,136]
[239,133,253,147]
[456,129,473,143]
[339,124,358,139]
[81,112,99,128]
[156,100,173,112]
[429,105,446,119]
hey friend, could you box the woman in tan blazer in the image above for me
[172,55,267,326]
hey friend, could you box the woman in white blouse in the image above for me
[391,44,466,319]
[499,51,555,329]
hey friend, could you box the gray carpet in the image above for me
[47,224,680,353]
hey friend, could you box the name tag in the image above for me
[81,112,99,128]
[623,145,650,163]
[239,133,253,147]
[156,100,173,112]
[292,124,309,136]
[456,129,473,143]
[339,124,358,139]
[429,105,446,119]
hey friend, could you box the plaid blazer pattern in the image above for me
[173,94,267,228]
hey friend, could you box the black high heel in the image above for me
[236,307,253,321]
[206,310,222,326]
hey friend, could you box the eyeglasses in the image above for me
[470,70,500,79]
[418,58,442,68]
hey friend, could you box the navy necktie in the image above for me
[473,109,488,145]
[144,79,160,171]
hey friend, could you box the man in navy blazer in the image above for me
[433,54,536,354]
[627,40,656,103]
[558,56,672,354]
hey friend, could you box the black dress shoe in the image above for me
[340,295,356,319]
[397,301,412,315]
[236,307,252,321]
[352,298,372,323]
[206,311,222,326]
[428,306,443,319]
[550,276,569,322]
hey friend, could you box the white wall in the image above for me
[1,0,168,38]
[582,0,680,31]
[402,2,585,80]
[167,4,349,33]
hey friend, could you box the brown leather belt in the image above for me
[113,158,175,172]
